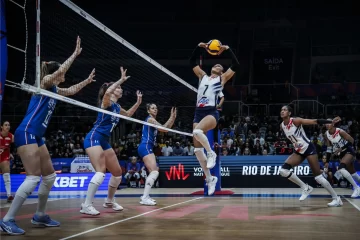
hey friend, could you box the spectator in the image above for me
[161,141,173,156]
[173,142,184,156]
[183,143,194,156]
[72,143,84,156]
[125,156,140,187]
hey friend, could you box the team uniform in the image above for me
[138,116,158,158]
[84,101,121,150]
[325,128,355,159]
[193,75,222,123]
[15,86,57,147]
[0,132,13,162]
[281,118,317,158]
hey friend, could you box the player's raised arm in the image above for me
[189,43,207,80]
[147,107,177,132]
[41,36,82,89]
[219,45,240,85]
[57,69,96,96]
[102,67,130,108]
[292,116,341,126]
[120,90,143,117]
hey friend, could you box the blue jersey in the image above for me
[16,86,57,137]
[140,116,157,147]
[88,101,121,138]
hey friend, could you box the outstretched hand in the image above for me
[136,90,143,103]
[217,45,229,55]
[198,42,207,48]
[74,36,82,56]
[171,107,177,119]
[120,66,131,82]
[86,68,96,84]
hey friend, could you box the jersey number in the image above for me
[203,85,209,95]
[289,135,297,143]
[110,123,116,133]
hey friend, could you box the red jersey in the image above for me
[0,132,14,162]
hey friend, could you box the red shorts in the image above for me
[0,149,10,163]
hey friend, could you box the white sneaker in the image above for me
[327,196,343,207]
[140,195,156,203]
[140,196,156,206]
[207,176,218,195]
[103,198,123,211]
[206,151,217,169]
[80,203,100,215]
[299,185,314,201]
[351,187,360,198]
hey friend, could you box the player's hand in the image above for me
[86,68,96,84]
[74,36,82,56]
[198,42,207,48]
[136,90,143,103]
[332,116,341,125]
[217,45,229,55]
[171,107,177,119]
[120,66,131,82]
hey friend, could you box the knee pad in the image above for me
[146,171,159,186]
[339,163,347,170]
[338,168,351,178]
[279,163,292,178]
[90,172,105,186]
[16,175,41,199]
[2,173,10,183]
[194,148,204,154]
[109,175,122,188]
[41,172,56,187]
[193,129,203,136]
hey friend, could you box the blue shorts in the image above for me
[339,145,356,159]
[84,132,111,150]
[193,108,219,123]
[294,143,317,158]
[14,130,45,148]
[138,143,154,158]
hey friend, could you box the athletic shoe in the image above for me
[207,176,218,196]
[299,184,313,201]
[31,214,60,227]
[0,219,25,235]
[206,151,217,169]
[103,198,123,211]
[80,203,100,215]
[327,196,343,207]
[140,196,156,206]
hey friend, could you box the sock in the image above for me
[193,129,212,153]
[36,172,56,216]
[107,175,122,201]
[3,175,40,222]
[84,172,105,205]
[194,148,212,182]
[143,171,159,198]
[3,173,11,197]
[339,169,359,189]
[280,168,307,190]
[351,172,360,184]
[315,174,338,199]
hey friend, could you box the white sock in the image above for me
[315,174,338,199]
[85,172,105,205]
[36,172,56,216]
[351,172,360,184]
[194,148,212,182]
[3,173,11,197]
[143,171,159,198]
[193,129,212,153]
[3,175,40,222]
[107,175,122,201]
[339,169,359,189]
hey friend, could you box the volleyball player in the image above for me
[81,67,142,215]
[138,104,176,205]
[189,42,239,195]
[279,105,343,207]
[324,120,360,198]
[0,121,14,202]
[0,36,95,235]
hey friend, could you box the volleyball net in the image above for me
[6,0,198,137]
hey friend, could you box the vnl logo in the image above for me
[165,163,190,181]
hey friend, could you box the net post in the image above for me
[203,128,221,195]
[35,0,40,91]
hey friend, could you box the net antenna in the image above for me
[59,0,197,93]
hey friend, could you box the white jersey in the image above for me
[325,128,349,150]
[196,75,223,108]
[281,118,310,154]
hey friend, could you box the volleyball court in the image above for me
[2,0,360,239]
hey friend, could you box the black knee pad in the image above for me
[339,163,346,170]
[282,163,292,170]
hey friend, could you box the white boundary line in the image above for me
[59,0,197,93]
[343,196,360,212]
[59,197,203,240]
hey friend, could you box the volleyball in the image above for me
[206,39,222,55]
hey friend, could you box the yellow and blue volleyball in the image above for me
[206,39,222,55]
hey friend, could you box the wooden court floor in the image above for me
[1,188,359,240]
